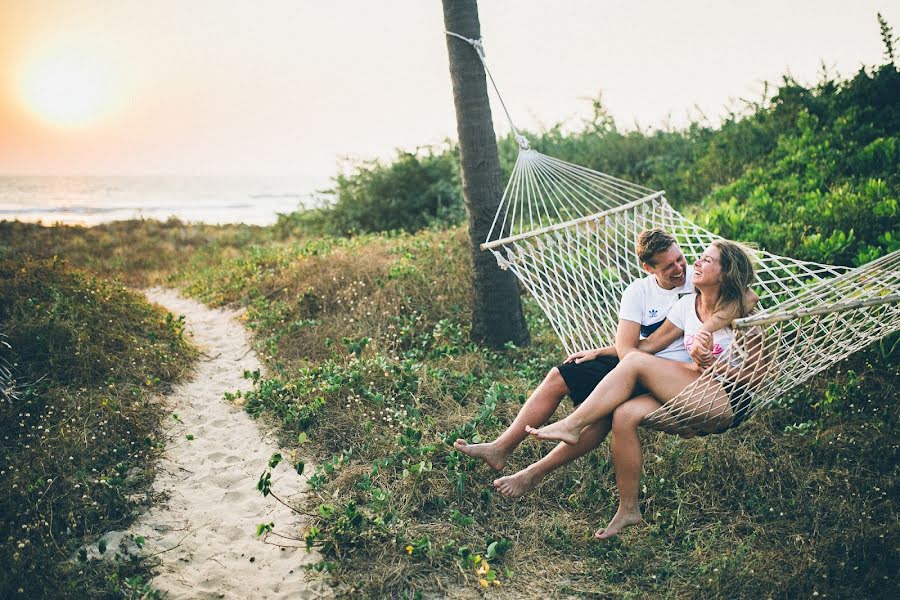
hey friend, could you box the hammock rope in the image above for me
[446,32,900,434]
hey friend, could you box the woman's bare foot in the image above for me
[493,467,543,498]
[594,508,643,540]
[524,420,582,445]
[452,440,508,471]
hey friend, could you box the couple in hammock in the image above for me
[454,228,763,539]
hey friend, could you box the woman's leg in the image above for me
[527,352,705,445]
[596,395,661,539]
[454,367,570,470]
[493,417,612,497]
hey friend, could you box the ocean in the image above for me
[0,175,332,226]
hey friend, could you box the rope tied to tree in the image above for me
[445,30,529,150]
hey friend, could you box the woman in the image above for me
[526,239,763,538]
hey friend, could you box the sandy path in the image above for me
[95,288,327,599]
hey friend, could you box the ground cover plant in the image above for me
[185,225,897,598]
[0,256,196,598]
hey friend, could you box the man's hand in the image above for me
[565,348,602,364]
[689,330,715,369]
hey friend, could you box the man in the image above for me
[454,228,742,537]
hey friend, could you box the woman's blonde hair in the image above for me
[709,240,756,318]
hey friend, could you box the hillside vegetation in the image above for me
[0,257,196,598]
[282,50,898,268]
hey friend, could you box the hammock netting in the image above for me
[483,147,900,434]
[444,30,900,434]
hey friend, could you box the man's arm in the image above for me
[614,320,642,359]
[564,345,617,364]
[615,319,684,358]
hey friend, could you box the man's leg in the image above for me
[595,395,660,540]
[454,366,570,471]
[493,417,611,498]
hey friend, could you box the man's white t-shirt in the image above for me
[666,293,740,366]
[618,267,694,362]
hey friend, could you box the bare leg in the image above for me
[454,367,569,470]
[527,353,706,444]
[596,395,660,540]
[493,417,611,497]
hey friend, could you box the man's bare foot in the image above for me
[594,508,643,540]
[452,439,508,471]
[493,468,543,498]
[524,420,581,445]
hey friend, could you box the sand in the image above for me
[90,288,328,599]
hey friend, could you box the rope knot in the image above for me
[493,250,510,270]
[515,134,530,150]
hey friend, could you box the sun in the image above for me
[18,48,118,128]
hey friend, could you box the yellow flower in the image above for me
[405,545,413,555]
[478,578,489,588]
[476,561,490,576]
[492,580,501,587]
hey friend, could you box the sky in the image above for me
[0,0,897,177]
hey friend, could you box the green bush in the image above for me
[281,146,464,236]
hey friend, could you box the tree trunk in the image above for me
[442,0,529,348]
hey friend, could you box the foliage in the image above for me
[279,51,900,270]
[0,256,196,598]
[276,146,464,236]
[697,63,900,265]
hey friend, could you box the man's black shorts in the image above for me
[557,356,650,406]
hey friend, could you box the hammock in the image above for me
[447,32,900,434]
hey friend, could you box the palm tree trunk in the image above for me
[442,0,529,348]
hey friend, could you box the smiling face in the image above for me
[691,244,724,288]
[643,243,688,290]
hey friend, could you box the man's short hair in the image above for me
[636,228,677,266]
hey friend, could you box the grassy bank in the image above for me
[0,218,273,288]
[1,215,896,598]
[174,224,897,598]
[0,254,196,598]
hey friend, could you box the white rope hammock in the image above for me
[447,32,900,434]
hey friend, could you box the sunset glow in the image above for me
[18,48,118,128]
[0,0,896,175]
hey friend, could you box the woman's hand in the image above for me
[565,348,601,364]
[689,330,715,369]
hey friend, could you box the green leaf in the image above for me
[268,453,282,468]
[486,541,498,559]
